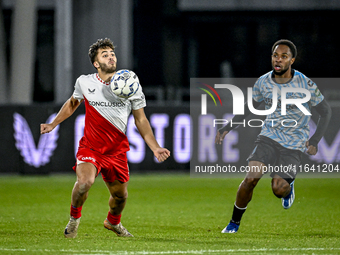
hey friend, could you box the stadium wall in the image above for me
[0,104,339,174]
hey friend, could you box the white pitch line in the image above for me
[0,247,340,254]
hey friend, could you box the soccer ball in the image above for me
[110,69,140,98]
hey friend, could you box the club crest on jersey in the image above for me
[88,88,96,94]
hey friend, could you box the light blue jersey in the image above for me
[253,70,324,152]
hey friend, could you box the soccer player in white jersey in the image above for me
[40,38,170,238]
[215,39,331,233]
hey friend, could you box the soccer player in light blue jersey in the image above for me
[215,39,332,233]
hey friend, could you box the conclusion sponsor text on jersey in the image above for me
[88,101,125,108]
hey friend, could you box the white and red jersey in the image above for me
[72,73,146,156]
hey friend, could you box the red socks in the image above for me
[70,205,121,225]
[70,205,82,219]
[107,212,121,225]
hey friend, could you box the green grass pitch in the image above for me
[0,173,339,254]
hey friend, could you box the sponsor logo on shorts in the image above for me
[81,157,96,162]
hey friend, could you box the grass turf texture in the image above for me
[0,173,339,254]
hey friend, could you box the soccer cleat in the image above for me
[64,216,80,238]
[282,181,295,209]
[104,219,133,237]
[221,221,239,233]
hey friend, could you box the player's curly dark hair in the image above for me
[88,38,115,66]
[272,39,297,59]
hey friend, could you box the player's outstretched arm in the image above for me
[40,96,83,134]
[132,108,170,162]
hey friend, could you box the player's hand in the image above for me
[305,141,317,155]
[154,148,170,162]
[215,130,229,144]
[40,123,54,134]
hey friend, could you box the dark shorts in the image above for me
[247,135,302,184]
[73,146,129,183]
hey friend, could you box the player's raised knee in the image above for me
[271,179,290,198]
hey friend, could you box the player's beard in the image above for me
[98,62,116,73]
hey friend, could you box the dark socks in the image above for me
[230,203,247,225]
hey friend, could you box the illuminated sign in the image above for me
[11,109,339,170]
[308,121,340,164]
[173,114,192,163]
[13,113,59,168]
